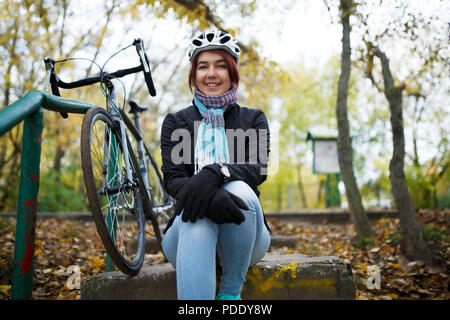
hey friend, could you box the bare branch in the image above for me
[373,46,406,95]
[173,0,251,53]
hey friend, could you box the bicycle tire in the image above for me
[81,107,145,276]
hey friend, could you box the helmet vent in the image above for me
[220,36,231,44]
[188,29,241,63]
[206,33,215,42]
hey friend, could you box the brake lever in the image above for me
[133,38,156,97]
[134,39,150,73]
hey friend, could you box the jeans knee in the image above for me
[222,181,259,210]
[179,217,218,241]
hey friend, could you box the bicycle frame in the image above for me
[105,81,134,187]
[129,100,153,210]
[44,38,173,220]
[43,38,173,275]
[104,80,172,220]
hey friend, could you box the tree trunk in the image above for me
[336,0,372,239]
[296,163,308,208]
[53,146,65,174]
[0,18,21,211]
[374,47,433,263]
[317,178,325,206]
[277,184,282,212]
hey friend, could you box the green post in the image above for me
[0,91,95,299]
[11,108,44,300]
[326,173,341,208]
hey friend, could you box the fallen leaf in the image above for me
[0,285,11,295]
[386,293,399,299]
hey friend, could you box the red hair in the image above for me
[188,49,240,92]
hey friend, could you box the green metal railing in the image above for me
[0,90,96,300]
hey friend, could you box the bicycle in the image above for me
[44,38,174,276]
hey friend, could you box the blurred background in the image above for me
[0,0,448,213]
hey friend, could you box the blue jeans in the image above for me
[161,180,271,300]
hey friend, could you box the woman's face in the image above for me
[194,51,232,96]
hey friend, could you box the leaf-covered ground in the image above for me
[0,209,448,300]
[0,218,166,300]
[267,209,449,300]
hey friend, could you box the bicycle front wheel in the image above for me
[81,107,145,276]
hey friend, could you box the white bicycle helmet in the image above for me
[188,30,241,64]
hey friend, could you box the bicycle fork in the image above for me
[105,83,135,192]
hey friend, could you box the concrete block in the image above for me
[81,253,355,300]
[269,236,298,249]
[242,253,355,300]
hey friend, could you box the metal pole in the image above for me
[11,108,44,300]
[326,173,341,208]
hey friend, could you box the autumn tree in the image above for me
[0,0,129,211]
[353,0,448,262]
[357,0,449,211]
[0,0,71,210]
[334,0,373,240]
[370,46,433,262]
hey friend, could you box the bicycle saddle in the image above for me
[128,99,148,113]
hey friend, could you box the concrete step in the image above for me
[0,209,399,224]
[265,210,399,225]
[81,253,355,300]
[143,235,298,253]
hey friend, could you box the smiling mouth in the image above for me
[206,83,221,87]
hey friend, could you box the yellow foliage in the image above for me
[0,285,11,296]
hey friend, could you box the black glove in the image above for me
[174,164,224,223]
[207,188,248,225]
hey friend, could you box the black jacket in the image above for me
[160,102,271,232]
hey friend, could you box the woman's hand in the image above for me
[206,188,247,225]
[174,164,224,222]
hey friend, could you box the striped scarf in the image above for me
[193,85,238,173]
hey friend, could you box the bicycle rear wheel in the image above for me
[81,107,145,275]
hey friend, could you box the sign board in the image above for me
[312,139,340,174]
